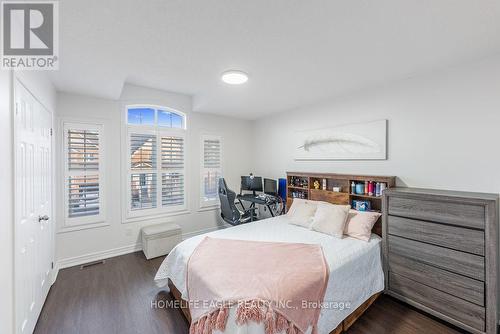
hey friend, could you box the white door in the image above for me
[14,80,53,334]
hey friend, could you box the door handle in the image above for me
[38,215,49,222]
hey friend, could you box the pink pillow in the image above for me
[344,210,382,241]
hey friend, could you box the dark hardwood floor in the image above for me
[34,252,466,334]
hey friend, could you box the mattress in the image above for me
[155,215,384,334]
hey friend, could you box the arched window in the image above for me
[125,105,187,218]
[127,106,186,129]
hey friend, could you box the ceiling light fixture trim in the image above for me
[221,70,249,85]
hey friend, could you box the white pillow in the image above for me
[344,209,381,241]
[287,198,319,228]
[310,202,350,238]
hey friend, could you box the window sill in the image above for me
[123,209,191,224]
[57,221,110,234]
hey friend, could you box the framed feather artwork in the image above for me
[294,119,387,160]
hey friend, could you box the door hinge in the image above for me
[51,262,54,269]
[50,128,53,136]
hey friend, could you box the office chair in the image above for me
[219,178,257,225]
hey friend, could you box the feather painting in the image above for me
[294,120,387,160]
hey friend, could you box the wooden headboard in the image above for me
[286,172,396,237]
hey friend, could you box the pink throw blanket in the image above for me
[187,237,329,334]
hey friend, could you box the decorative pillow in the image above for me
[344,210,382,241]
[287,198,319,228]
[310,202,350,238]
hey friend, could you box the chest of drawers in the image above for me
[382,188,498,334]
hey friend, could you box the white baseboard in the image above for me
[56,243,142,271]
[53,224,229,282]
[51,267,59,285]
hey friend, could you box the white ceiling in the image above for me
[51,0,500,119]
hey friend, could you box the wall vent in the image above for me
[80,259,105,269]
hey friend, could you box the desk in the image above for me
[237,194,281,218]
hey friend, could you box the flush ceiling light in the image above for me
[221,70,248,85]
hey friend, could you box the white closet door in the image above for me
[14,80,53,334]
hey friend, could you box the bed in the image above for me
[155,215,384,334]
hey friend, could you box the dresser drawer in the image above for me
[388,197,485,229]
[388,215,485,256]
[388,235,484,281]
[389,253,484,306]
[389,273,485,331]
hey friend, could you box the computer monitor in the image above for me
[264,178,278,196]
[241,176,263,193]
[240,176,250,191]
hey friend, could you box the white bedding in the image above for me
[154,215,384,334]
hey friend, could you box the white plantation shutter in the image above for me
[125,105,187,218]
[162,173,184,206]
[67,129,99,170]
[68,175,99,217]
[129,133,158,210]
[64,124,104,225]
[130,134,156,169]
[161,136,184,169]
[201,135,222,205]
[204,139,221,168]
[161,136,185,207]
[130,173,157,209]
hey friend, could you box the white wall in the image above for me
[252,57,500,195]
[26,53,500,323]
[55,58,500,266]
[253,56,500,317]
[15,71,57,112]
[55,84,254,265]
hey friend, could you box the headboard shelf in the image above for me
[286,172,396,236]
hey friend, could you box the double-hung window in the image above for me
[63,122,104,227]
[126,106,187,219]
[200,135,222,208]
